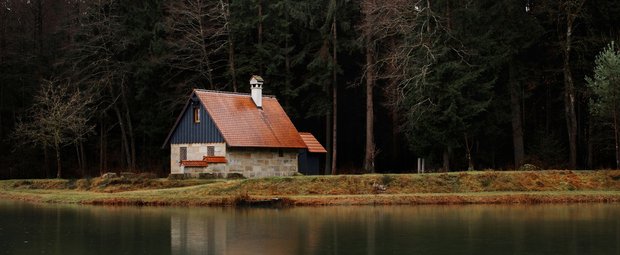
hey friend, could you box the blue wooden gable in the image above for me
[169,94,225,144]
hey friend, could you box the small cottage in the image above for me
[162,76,326,178]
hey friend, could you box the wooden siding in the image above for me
[170,96,225,144]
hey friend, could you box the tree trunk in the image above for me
[443,146,450,172]
[120,83,136,170]
[509,62,525,168]
[587,117,593,169]
[363,3,376,173]
[228,37,237,92]
[0,82,3,138]
[125,106,136,170]
[35,0,43,53]
[257,0,263,74]
[614,105,619,169]
[44,146,50,178]
[284,1,292,109]
[224,0,237,92]
[75,143,82,176]
[99,118,105,175]
[386,39,400,164]
[80,141,86,177]
[331,12,338,175]
[364,44,375,173]
[561,0,585,170]
[325,114,332,175]
[464,134,474,171]
[563,33,578,170]
[55,142,61,179]
[114,105,132,169]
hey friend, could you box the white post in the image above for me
[417,158,421,174]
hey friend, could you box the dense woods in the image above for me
[2,0,620,179]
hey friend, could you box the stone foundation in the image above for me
[171,143,226,173]
[226,148,298,178]
[170,144,298,178]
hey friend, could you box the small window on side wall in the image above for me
[278,149,284,157]
[207,146,215,156]
[193,107,200,123]
[180,147,187,161]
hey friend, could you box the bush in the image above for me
[198,173,217,179]
[168,173,191,180]
[101,172,118,179]
[120,172,136,178]
[381,174,395,186]
[226,173,245,179]
[137,172,158,179]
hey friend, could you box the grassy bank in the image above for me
[2,170,620,206]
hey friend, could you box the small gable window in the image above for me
[193,107,200,123]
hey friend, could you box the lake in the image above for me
[0,200,619,255]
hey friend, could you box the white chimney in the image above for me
[250,75,264,108]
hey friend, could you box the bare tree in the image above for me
[59,0,139,170]
[559,0,586,170]
[360,0,378,173]
[163,0,230,90]
[14,79,95,178]
[359,0,444,172]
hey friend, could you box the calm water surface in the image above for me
[1,200,620,255]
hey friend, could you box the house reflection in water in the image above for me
[169,208,324,255]
[171,214,227,254]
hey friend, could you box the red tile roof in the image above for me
[299,132,327,153]
[203,156,228,163]
[195,90,306,149]
[180,160,209,167]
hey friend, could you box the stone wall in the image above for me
[226,148,298,178]
[169,144,298,178]
[170,143,226,173]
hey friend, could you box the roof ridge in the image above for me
[194,89,276,98]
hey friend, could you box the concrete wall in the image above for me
[170,144,298,178]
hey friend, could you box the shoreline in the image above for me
[2,190,620,207]
[2,170,620,207]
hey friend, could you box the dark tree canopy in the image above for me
[1,0,620,179]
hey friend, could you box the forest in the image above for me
[1,0,620,179]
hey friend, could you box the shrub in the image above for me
[120,172,136,178]
[198,173,217,179]
[381,174,394,186]
[227,173,245,179]
[137,172,158,179]
[168,173,190,180]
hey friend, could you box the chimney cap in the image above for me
[250,75,264,85]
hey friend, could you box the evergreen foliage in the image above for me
[1,0,620,177]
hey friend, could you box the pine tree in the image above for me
[586,42,620,169]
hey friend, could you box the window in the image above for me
[193,107,200,123]
[207,146,215,156]
[278,149,284,157]
[180,147,187,161]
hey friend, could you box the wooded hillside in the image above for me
[1,0,620,178]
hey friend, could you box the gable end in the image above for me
[164,93,225,147]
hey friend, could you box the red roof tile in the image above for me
[203,156,228,163]
[299,132,327,153]
[195,90,306,149]
[180,160,209,167]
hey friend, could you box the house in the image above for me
[162,76,326,178]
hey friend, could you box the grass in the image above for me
[2,170,620,206]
